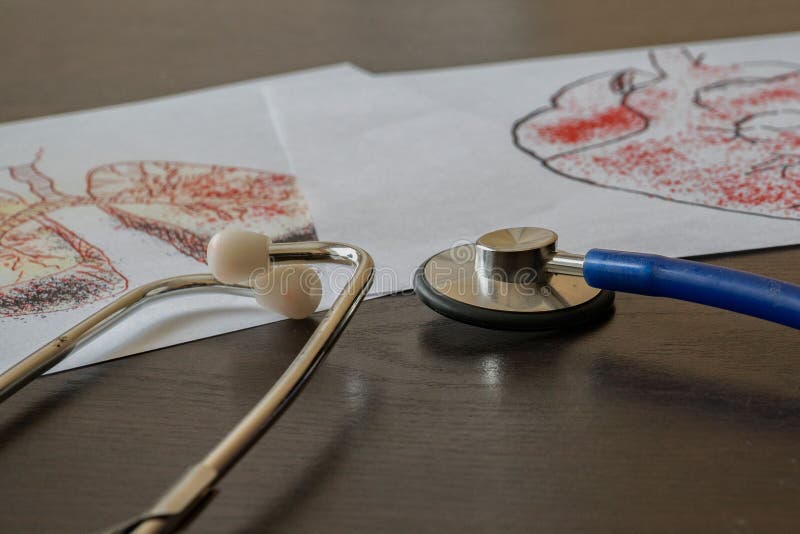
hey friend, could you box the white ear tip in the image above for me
[207,229,271,285]
[253,264,322,319]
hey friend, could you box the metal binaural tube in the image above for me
[130,241,374,533]
[201,242,373,475]
[0,240,374,534]
[0,275,251,403]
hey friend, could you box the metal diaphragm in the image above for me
[414,228,614,330]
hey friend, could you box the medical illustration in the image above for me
[514,48,800,219]
[0,151,316,317]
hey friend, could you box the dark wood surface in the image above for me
[1,1,799,532]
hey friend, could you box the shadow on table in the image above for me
[230,368,376,533]
[417,303,614,360]
[591,356,800,428]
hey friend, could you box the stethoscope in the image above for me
[0,227,798,533]
[415,227,800,331]
[0,230,376,534]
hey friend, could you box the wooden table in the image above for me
[1,1,798,532]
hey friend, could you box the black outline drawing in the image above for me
[512,47,800,220]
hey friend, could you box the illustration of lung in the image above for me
[513,48,800,219]
[0,160,128,317]
[1,155,318,318]
[86,161,317,262]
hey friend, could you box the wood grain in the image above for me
[0,1,799,533]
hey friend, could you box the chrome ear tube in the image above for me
[0,234,374,533]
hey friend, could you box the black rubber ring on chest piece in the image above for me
[413,263,615,331]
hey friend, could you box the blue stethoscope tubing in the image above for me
[584,250,800,329]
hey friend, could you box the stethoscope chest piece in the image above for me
[414,227,614,330]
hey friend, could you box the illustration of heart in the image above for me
[0,152,316,317]
[513,48,800,219]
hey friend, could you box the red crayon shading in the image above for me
[514,48,800,219]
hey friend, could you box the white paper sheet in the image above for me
[265,35,799,298]
[383,32,800,222]
[0,68,356,374]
